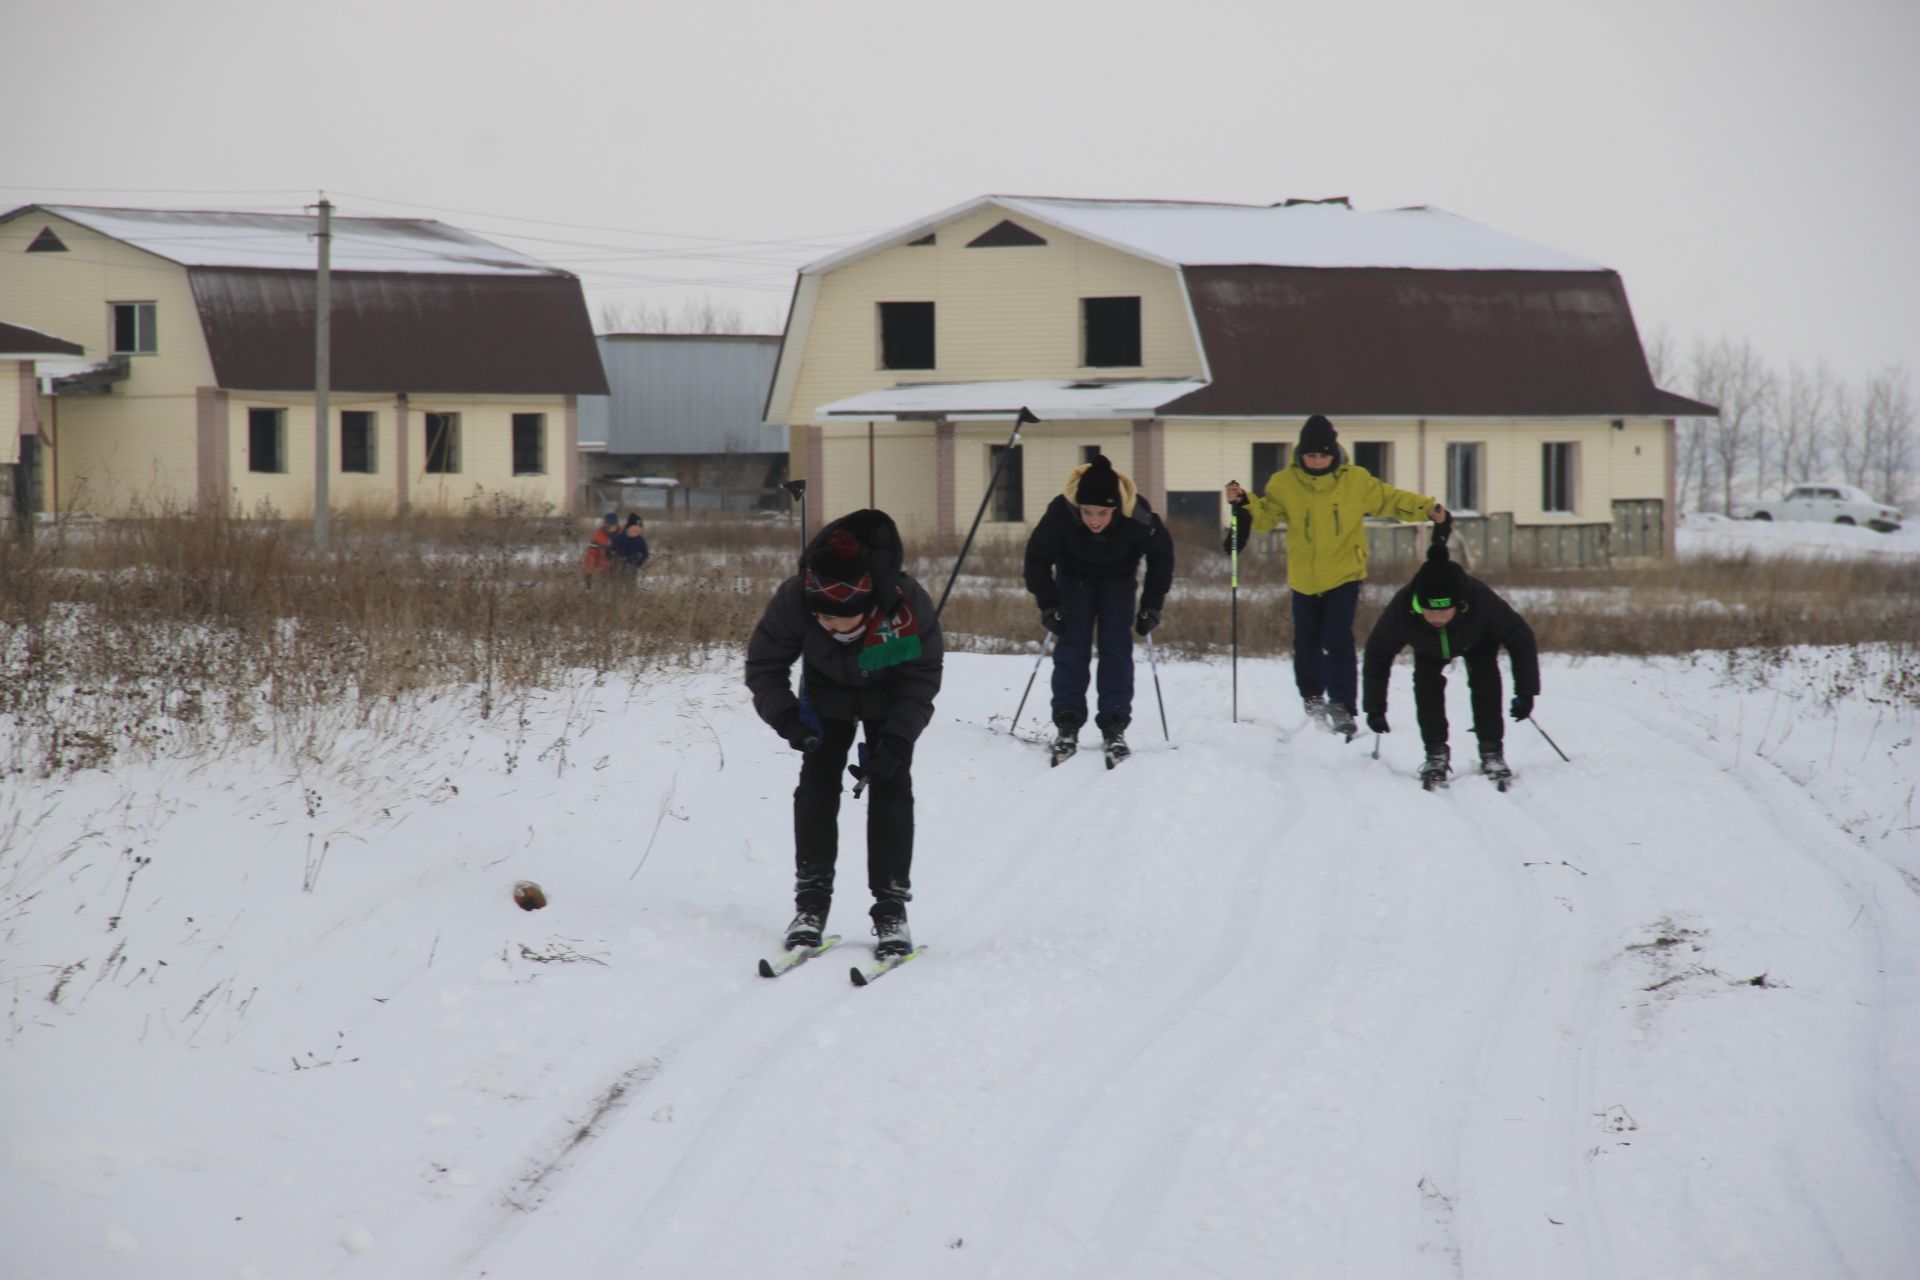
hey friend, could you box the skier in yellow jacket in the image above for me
[1224,414,1445,740]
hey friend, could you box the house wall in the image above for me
[218,392,577,516]
[780,205,1203,429]
[812,414,1674,564]
[0,212,219,513]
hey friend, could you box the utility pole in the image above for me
[312,195,333,546]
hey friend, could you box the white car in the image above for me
[1748,484,1902,533]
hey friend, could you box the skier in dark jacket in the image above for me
[745,509,943,960]
[1023,453,1174,763]
[1361,524,1540,788]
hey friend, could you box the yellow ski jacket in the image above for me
[1242,456,1438,596]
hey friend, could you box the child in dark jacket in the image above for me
[1022,454,1174,762]
[1361,524,1540,787]
[745,509,943,961]
[610,513,650,572]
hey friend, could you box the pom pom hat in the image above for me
[804,528,876,616]
[1409,533,1467,614]
[1075,454,1123,507]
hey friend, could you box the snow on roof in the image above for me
[805,195,1603,275]
[37,205,562,277]
[813,378,1208,423]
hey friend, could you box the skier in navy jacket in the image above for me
[1022,454,1174,762]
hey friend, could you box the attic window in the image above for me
[1082,297,1141,368]
[111,302,157,354]
[877,301,935,370]
[1280,196,1352,208]
[26,227,68,252]
[908,233,935,246]
[967,220,1047,248]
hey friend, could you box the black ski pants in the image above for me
[1412,648,1505,756]
[792,717,913,915]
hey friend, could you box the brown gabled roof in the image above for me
[1164,266,1714,418]
[0,320,85,358]
[188,269,608,395]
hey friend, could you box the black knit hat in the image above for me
[1298,415,1338,456]
[1409,537,1467,614]
[1076,454,1122,507]
[804,527,877,616]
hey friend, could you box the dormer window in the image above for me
[1082,296,1141,368]
[111,302,157,354]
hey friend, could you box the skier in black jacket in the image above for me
[745,509,943,960]
[1361,524,1540,788]
[1022,454,1174,763]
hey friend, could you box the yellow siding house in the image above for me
[765,196,1716,565]
[0,205,607,518]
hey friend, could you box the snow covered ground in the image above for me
[3,625,1918,1277]
[1677,509,1920,561]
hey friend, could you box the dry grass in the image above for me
[2,508,1916,776]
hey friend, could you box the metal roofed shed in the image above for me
[578,334,787,515]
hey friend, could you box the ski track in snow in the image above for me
[442,660,1920,1280]
[8,650,1920,1279]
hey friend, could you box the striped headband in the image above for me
[804,568,874,603]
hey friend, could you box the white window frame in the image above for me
[424,412,462,475]
[1542,441,1577,514]
[110,301,157,355]
[511,413,547,476]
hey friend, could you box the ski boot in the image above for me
[1479,749,1514,791]
[1096,713,1131,769]
[1327,702,1359,742]
[871,900,913,960]
[1418,747,1452,791]
[1049,712,1084,767]
[1303,694,1332,729]
[784,907,827,951]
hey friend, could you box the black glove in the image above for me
[1222,506,1251,554]
[1510,694,1534,722]
[864,734,908,783]
[1366,711,1390,734]
[1134,607,1162,637]
[773,708,821,754]
[1039,606,1065,635]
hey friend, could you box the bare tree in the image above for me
[597,293,771,335]
[1776,359,1836,495]
[1698,338,1773,513]
[1860,365,1916,505]
[1677,337,1720,512]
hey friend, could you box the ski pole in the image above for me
[1228,500,1240,723]
[936,407,1038,621]
[1009,632,1052,735]
[1525,715,1571,762]
[1145,630,1170,742]
[1371,733,1381,760]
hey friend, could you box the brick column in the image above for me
[394,395,411,513]
[1663,418,1678,559]
[1130,418,1166,513]
[562,395,580,514]
[805,425,825,530]
[935,419,956,541]
[195,387,230,512]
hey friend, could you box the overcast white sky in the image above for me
[6,0,1916,387]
